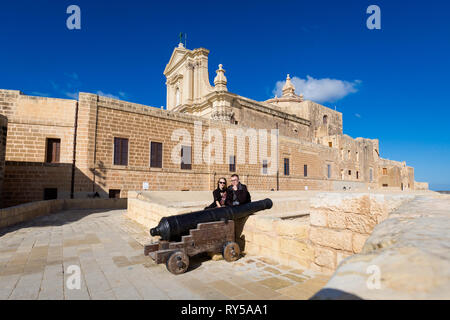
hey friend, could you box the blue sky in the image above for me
[1,0,449,190]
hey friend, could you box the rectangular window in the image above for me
[382,168,388,175]
[114,137,128,166]
[327,164,331,179]
[43,188,57,200]
[150,141,163,168]
[328,142,332,147]
[304,164,308,177]
[284,158,290,176]
[109,189,121,198]
[382,184,388,187]
[229,155,236,172]
[181,145,192,170]
[262,160,268,174]
[356,171,359,179]
[46,138,60,163]
[348,170,352,175]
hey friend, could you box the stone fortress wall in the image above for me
[0,43,426,208]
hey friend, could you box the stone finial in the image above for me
[282,73,296,96]
[214,64,227,91]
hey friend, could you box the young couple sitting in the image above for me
[204,174,251,209]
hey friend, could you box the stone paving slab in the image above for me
[0,208,329,300]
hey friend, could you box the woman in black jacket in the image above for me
[204,177,228,209]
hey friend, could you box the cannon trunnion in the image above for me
[144,199,273,274]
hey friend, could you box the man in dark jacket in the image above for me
[226,174,251,206]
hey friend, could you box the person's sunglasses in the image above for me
[219,181,226,184]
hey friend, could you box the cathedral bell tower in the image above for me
[163,42,215,111]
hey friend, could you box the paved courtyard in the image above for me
[0,208,330,300]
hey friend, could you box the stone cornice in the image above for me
[163,47,210,75]
[234,95,310,126]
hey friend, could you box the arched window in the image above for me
[323,115,328,125]
[175,87,180,106]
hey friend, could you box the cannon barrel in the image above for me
[150,198,273,241]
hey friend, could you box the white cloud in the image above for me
[96,91,120,99]
[355,113,361,118]
[273,75,360,103]
[64,92,78,99]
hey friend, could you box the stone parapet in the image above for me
[0,198,127,229]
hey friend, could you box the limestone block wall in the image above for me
[237,215,312,269]
[0,89,420,207]
[0,90,77,207]
[312,193,450,299]
[0,198,127,230]
[126,195,188,233]
[308,193,415,273]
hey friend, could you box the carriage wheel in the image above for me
[222,242,241,262]
[166,251,189,275]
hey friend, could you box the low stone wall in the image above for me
[308,193,415,273]
[237,215,312,269]
[127,196,187,231]
[414,181,429,190]
[0,198,127,229]
[312,193,450,299]
[126,190,417,274]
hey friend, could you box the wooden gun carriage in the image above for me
[144,219,240,274]
[143,198,272,274]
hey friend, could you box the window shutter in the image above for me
[150,142,162,168]
[122,139,128,165]
[55,140,60,162]
[150,142,156,167]
[156,143,162,167]
[114,138,120,165]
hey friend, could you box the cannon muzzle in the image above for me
[150,198,272,241]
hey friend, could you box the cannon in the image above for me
[144,198,273,274]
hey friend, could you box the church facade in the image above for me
[0,43,422,208]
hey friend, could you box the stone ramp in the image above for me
[311,194,450,299]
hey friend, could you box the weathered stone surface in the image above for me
[314,247,335,269]
[312,195,450,299]
[310,227,352,252]
[327,212,346,229]
[352,233,369,253]
[273,219,308,239]
[310,211,327,227]
[345,213,376,234]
